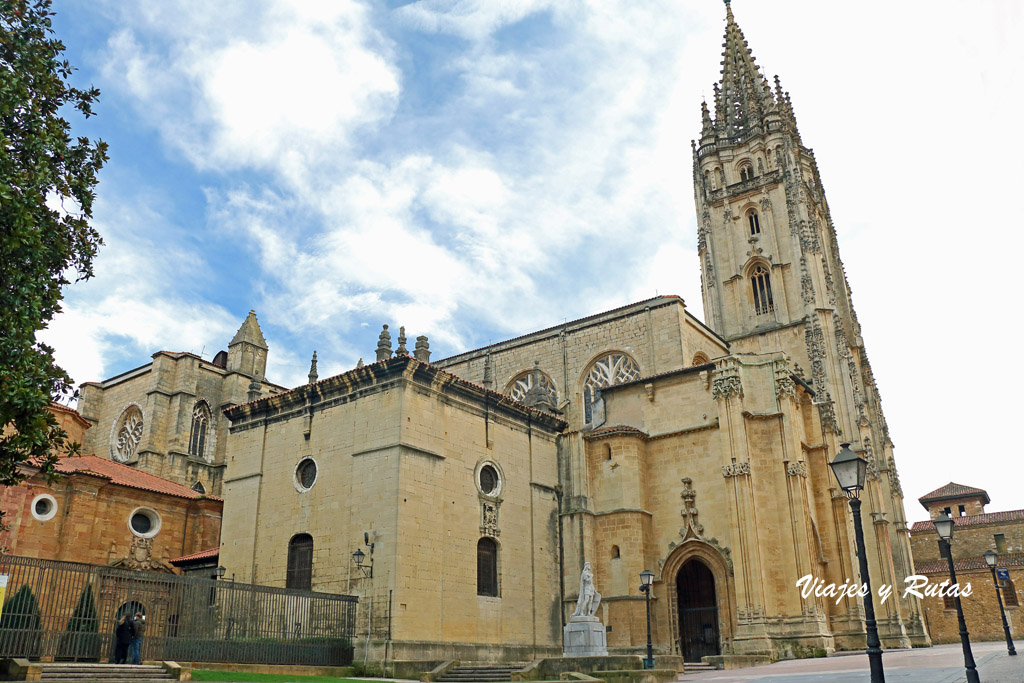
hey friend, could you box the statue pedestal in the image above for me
[563,616,608,657]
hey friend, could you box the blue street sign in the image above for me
[997,568,1010,581]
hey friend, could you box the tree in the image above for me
[0,0,108,487]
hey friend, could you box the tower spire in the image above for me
[712,2,773,141]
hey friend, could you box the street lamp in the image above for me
[828,442,884,683]
[639,569,655,670]
[984,549,1017,656]
[934,511,980,683]
[215,565,226,580]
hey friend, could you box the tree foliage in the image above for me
[0,0,107,486]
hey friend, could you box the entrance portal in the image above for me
[676,559,720,662]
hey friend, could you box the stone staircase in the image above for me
[38,663,178,682]
[436,663,527,682]
[684,661,717,673]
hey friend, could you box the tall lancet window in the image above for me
[747,210,761,235]
[189,401,211,460]
[751,264,774,315]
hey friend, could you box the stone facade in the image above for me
[910,484,1024,645]
[219,355,565,661]
[76,311,286,496]
[66,3,927,665]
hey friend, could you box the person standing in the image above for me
[114,615,134,664]
[129,612,146,664]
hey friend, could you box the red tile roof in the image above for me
[919,482,990,505]
[53,455,222,502]
[910,509,1024,533]
[915,552,1024,574]
[170,548,220,565]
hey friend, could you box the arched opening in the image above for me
[750,263,774,315]
[189,401,211,460]
[477,537,499,597]
[676,559,720,662]
[287,533,313,591]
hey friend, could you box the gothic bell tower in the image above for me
[692,1,930,648]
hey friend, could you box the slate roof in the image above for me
[910,509,1024,533]
[53,455,222,501]
[919,482,990,505]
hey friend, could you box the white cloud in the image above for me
[39,193,239,390]
[102,0,400,173]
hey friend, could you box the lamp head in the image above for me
[352,547,365,565]
[640,569,654,586]
[933,511,954,541]
[215,566,226,579]
[984,549,998,568]
[828,442,867,498]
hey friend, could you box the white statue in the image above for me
[572,562,601,617]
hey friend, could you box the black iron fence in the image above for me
[0,555,357,665]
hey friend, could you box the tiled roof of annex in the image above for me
[919,482,990,505]
[910,509,1024,533]
[915,552,1024,574]
[170,548,220,565]
[52,454,222,502]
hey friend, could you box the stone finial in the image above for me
[482,353,493,390]
[396,326,408,356]
[247,375,262,402]
[376,324,393,362]
[522,361,557,413]
[357,358,364,368]
[414,335,430,362]
[308,351,318,384]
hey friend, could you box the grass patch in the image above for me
[192,671,361,683]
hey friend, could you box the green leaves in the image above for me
[1,0,107,486]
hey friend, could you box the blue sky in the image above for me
[44,1,1024,514]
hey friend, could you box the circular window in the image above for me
[478,463,501,496]
[294,458,318,492]
[31,494,58,522]
[128,508,161,538]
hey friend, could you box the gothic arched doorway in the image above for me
[676,559,720,662]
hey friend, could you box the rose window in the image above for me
[112,407,144,463]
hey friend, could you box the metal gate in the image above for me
[678,605,719,662]
[0,555,357,665]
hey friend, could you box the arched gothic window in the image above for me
[191,481,206,495]
[751,264,775,315]
[506,369,557,405]
[691,352,711,366]
[747,210,761,235]
[189,401,211,460]
[477,537,499,597]
[111,405,143,463]
[287,534,313,591]
[739,164,754,182]
[583,353,641,423]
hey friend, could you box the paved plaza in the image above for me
[683,642,1024,682]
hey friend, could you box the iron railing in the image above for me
[0,555,356,665]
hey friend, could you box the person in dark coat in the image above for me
[114,615,134,664]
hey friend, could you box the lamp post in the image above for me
[984,549,1017,656]
[828,442,884,683]
[934,511,980,683]
[639,569,655,670]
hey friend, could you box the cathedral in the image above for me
[74,4,929,665]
